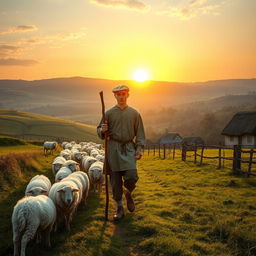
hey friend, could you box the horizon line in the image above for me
[0,75,255,84]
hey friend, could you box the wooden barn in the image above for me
[182,136,204,146]
[158,132,183,145]
[221,111,256,148]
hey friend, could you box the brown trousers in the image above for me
[110,169,139,202]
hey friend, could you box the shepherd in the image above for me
[97,85,146,221]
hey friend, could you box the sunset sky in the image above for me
[0,0,255,82]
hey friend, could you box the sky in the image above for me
[0,0,255,82]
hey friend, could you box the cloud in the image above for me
[0,44,22,57]
[56,32,86,41]
[0,25,38,35]
[16,38,43,45]
[0,58,38,66]
[91,0,149,11]
[159,0,225,20]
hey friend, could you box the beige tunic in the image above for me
[97,105,146,172]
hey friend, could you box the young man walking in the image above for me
[97,85,146,221]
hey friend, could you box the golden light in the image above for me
[132,68,149,82]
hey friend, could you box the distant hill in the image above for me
[0,77,255,110]
[0,76,255,125]
[0,109,100,142]
[175,94,256,112]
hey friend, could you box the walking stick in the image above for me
[99,91,109,221]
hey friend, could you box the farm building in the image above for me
[221,111,256,148]
[158,132,183,145]
[182,136,205,146]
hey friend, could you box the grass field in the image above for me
[0,109,100,142]
[1,147,256,256]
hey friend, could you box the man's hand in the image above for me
[135,151,143,160]
[101,121,108,133]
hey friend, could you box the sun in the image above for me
[132,68,149,82]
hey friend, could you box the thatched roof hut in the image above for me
[222,111,256,136]
[221,111,256,147]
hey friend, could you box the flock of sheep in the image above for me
[12,140,105,256]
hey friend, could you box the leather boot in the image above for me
[125,190,135,212]
[113,206,125,221]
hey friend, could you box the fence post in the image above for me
[158,144,161,159]
[168,144,171,159]
[163,144,166,159]
[194,145,197,164]
[248,149,253,177]
[199,146,204,166]
[148,144,150,156]
[232,145,241,173]
[173,144,176,160]
[153,144,156,156]
[182,144,186,161]
[218,145,222,169]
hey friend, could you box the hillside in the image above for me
[0,77,255,112]
[175,94,256,112]
[0,109,100,142]
[1,150,256,256]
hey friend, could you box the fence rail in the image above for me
[145,143,256,177]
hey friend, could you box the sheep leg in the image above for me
[13,231,21,256]
[43,224,54,248]
[64,215,70,231]
[20,226,37,256]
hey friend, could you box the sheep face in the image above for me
[56,174,67,182]
[74,152,82,161]
[57,186,79,206]
[53,163,62,173]
[62,153,71,160]
[89,168,103,182]
[67,163,78,172]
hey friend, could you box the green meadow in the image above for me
[0,143,256,256]
[0,109,100,142]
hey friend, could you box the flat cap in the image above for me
[112,85,129,93]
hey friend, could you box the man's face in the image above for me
[114,90,129,105]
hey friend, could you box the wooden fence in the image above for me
[144,143,256,177]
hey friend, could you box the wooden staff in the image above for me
[99,91,109,221]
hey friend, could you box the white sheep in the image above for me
[61,141,69,149]
[68,171,90,204]
[62,176,83,205]
[95,154,104,163]
[63,160,80,172]
[12,195,56,256]
[55,167,72,182]
[43,141,57,155]
[25,175,51,196]
[90,149,99,158]
[60,149,71,160]
[52,156,66,175]
[49,180,80,231]
[64,143,72,150]
[81,156,97,172]
[88,161,104,193]
[71,150,82,162]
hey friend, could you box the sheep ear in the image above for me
[72,189,79,193]
[27,190,32,194]
[41,190,48,194]
[57,189,63,193]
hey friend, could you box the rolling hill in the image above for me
[0,77,255,111]
[0,109,100,142]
